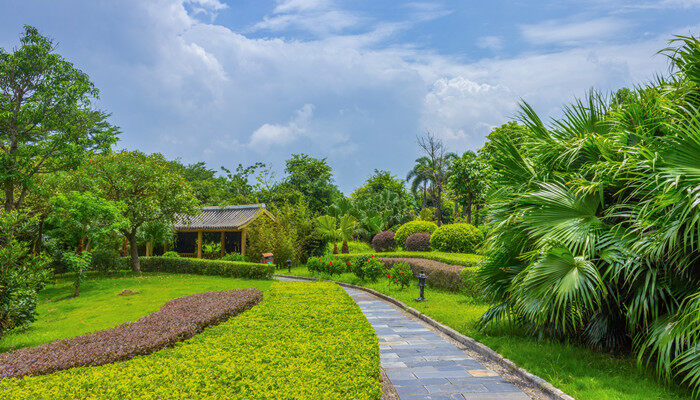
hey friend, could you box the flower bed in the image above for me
[119,257,275,279]
[0,282,381,399]
[0,288,263,379]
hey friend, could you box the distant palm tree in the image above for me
[415,133,456,224]
[406,156,431,209]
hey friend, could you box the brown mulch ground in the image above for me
[0,288,262,379]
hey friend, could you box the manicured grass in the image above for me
[0,272,272,352]
[334,251,483,267]
[281,266,693,400]
[1,281,381,400]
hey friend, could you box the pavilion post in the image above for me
[220,231,225,258]
[241,230,246,256]
[145,241,152,257]
[197,231,203,259]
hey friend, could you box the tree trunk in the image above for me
[435,186,443,225]
[466,193,473,225]
[73,268,81,298]
[421,184,427,209]
[4,182,14,211]
[128,231,141,272]
[475,203,482,226]
[77,237,84,255]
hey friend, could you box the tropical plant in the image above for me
[477,36,700,395]
[414,133,457,224]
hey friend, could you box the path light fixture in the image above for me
[415,270,427,302]
[286,259,292,273]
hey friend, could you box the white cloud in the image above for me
[252,0,360,35]
[520,17,634,46]
[249,104,314,149]
[476,36,503,51]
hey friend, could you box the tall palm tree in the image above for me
[406,156,431,209]
[415,133,456,224]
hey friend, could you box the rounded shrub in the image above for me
[404,232,431,252]
[429,223,484,253]
[388,262,412,289]
[362,257,384,282]
[162,251,181,259]
[371,231,396,252]
[395,221,438,249]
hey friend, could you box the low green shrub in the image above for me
[91,248,121,273]
[306,255,344,276]
[429,223,484,253]
[394,220,438,248]
[118,257,274,280]
[350,254,371,280]
[334,252,483,268]
[388,263,412,289]
[161,251,181,259]
[362,257,383,282]
[0,282,381,399]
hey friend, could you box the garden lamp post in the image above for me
[415,270,427,301]
[286,259,292,273]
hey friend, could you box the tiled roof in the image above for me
[174,204,269,230]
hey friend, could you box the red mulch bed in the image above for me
[0,288,263,379]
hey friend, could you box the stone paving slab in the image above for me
[343,287,531,400]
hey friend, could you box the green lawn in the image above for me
[1,275,380,400]
[0,272,272,352]
[281,266,693,400]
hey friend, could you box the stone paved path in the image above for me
[343,287,530,400]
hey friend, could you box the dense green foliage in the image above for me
[388,263,412,289]
[0,282,381,400]
[0,26,119,211]
[478,36,700,394]
[334,251,483,268]
[394,220,438,248]
[0,211,49,338]
[429,223,484,253]
[117,257,275,280]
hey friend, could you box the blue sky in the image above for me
[1,0,698,193]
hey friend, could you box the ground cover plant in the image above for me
[1,288,262,378]
[0,273,272,352]
[282,265,693,400]
[0,282,381,400]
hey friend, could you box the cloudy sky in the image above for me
[1,0,698,192]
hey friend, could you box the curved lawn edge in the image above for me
[276,274,576,400]
[0,288,263,379]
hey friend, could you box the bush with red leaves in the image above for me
[0,288,262,379]
[404,233,431,252]
[371,231,396,252]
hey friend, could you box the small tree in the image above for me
[47,191,126,296]
[75,151,199,272]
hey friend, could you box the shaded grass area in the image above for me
[0,272,272,352]
[281,266,693,400]
[1,281,381,400]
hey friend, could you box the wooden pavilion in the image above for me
[171,204,273,258]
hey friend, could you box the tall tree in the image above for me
[406,157,431,209]
[0,26,118,211]
[284,154,339,215]
[448,151,488,225]
[416,133,455,224]
[75,151,199,272]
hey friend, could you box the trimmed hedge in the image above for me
[429,223,484,253]
[381,258,464,291]
[394,221,438,248]
[404,232,431,252]
[0,282,381,400]
[119,257,275,280]
[0,289,262,379]
[334,251,483,268]
[371,230,396,252]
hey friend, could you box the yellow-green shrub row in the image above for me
[0,282,381,400]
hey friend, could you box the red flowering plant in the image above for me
[389,262,413,290]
